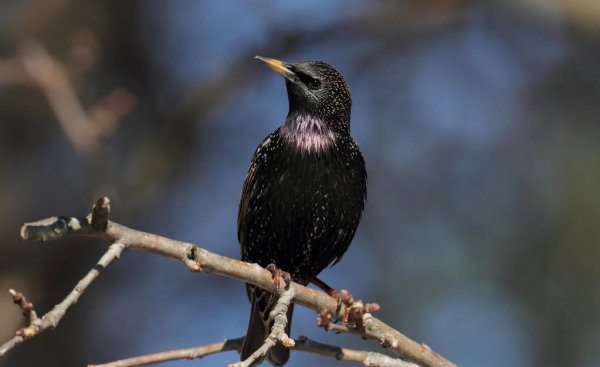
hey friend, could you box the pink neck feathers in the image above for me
[281,114,336,152]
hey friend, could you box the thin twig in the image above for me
[294,336,420,367]
[0,241,126,356]
[4,197,454,367]
[1,241,126,355]
[87,338,244,367]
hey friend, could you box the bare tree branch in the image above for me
[89,336,419,367]
[2,197,455,367]
[88,338,244,367]
[294,337,420,367]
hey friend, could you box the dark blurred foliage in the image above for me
[0,1,599,366]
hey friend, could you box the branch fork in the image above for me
[231,288,296,367]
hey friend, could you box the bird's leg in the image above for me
[266,263,291,295]
[310,276,338,297]
[310,276,344,319]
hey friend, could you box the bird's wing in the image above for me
[237,159,257,247]
[237,131,279,254]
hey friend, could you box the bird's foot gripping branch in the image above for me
[0,197,455,367]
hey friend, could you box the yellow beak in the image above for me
[255,56,298,83]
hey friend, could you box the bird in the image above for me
[238,56,367,365]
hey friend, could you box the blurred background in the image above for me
[0,1,599,366]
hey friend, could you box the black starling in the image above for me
[238,56,367,365]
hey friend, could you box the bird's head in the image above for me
[256,56,352,131]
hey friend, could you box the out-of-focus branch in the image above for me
[2,197,454,367]
[18,40,100,155]
[0,38,135,157]
[0,59,31,85]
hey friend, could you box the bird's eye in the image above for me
[307,78,322,90]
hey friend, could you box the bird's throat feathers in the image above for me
[280,113,337,153]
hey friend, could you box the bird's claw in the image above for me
[266,263,291,294]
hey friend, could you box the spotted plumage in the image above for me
[238,57,367,365]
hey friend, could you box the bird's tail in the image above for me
[241,285,293,366]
